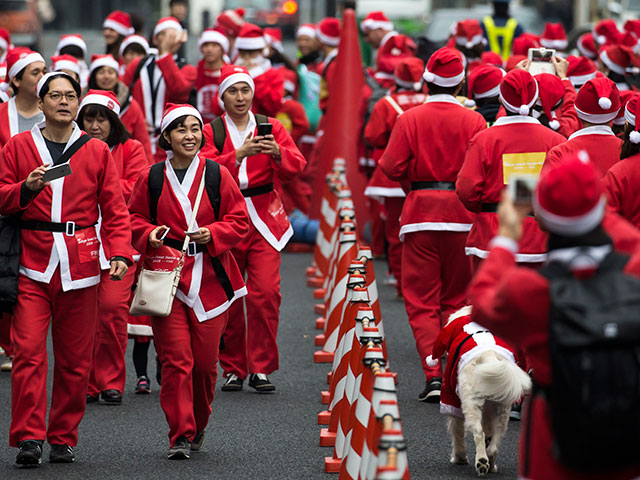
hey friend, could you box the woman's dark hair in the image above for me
[38,73,81,101]
[59,45,85,60]
[158,114,206,151]
[533,97,563,129]
[106,34,126,58]
[77,104,130,148]
[427,82,462,96]
[88,66,119,93]
[620,122,640,160]
[122,43,147,57]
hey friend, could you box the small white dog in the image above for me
[426,306,531,476]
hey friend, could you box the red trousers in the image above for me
[152,299,226,446]
[88,268,135,396]
[385,197,404,295]
[368,197,386,257]
[10,271,98,447]
[402,231,471,380]
[219,227,281,379]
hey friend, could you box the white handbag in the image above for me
[129,168,207,317]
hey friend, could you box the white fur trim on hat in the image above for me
[296,25,316,39]
[540,38,568,50]
[625,104,636,126]
[317,29,339,47]
[218,71,255,99]
[533,195,606,237]
[0,37,7,51]
[90,56,119,75]
[474,83,502,99]
[455,34,484,48]
[394,76,422,90]
[199,30,230,54]
[36,71,75,97]
[9,52,45,81]
[103,18,134,37]
[160,106,203,134]
[500,81,539,116]
[53,59,80,76]
[361,19,393,33]
[80,92,121,116]
[574,105,618,124]
[569,72,596,87]
[235,35,267,51]
[56,36,87,56]
[599,49,626,75]
[422,68,465,88]
[425,355,439,367]
[153,19,183,37]
[119,35,150,58]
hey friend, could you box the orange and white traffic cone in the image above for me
[362,373,397,480]
[374,428,410,480]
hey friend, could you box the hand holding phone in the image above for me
[257,123,272,137]
[159,227,170,240]
[41,163,72,183]
[507,175,538,206]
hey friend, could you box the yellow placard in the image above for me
[502,152,546,184]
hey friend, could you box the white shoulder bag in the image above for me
[129,168,207,317]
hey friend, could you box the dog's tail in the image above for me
[473,353,532,404]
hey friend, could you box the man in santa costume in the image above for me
[379,48,487,402]
[532,71,580,138]
[0,48,46,147]
[452,19,487,72]
[0,72,132,465]
[118,34,149,73]
[539,22,568,55]
[196,28,228,124]
[121,16,197,162]
[296,23,322,74]
[457,68,565,271]
[317,17,341,113]
[543,77,621,176]
[199,65,305,392]
[465,63,504,125]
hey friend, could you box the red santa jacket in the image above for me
[543,125,622,177]
[428,307,515,418]
[604,153,640,228]
[200,112,306,251]
[0,122,133,291]
[380,95,487,241]
[364,91,427,200]
[0,97,44,148]
[195,59,226,124]
[468,240,640,480]
[120,97,154,164]
[245,61,285,118]
[457,116,565,262]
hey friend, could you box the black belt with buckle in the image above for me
[241,183,274,197]
[410,181,456,191]
[20,220,96,236]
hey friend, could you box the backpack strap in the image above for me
[128,54,152,94]
[211,117,226,154]
[148,162,165,225]
[254,113,269,125]
[204,159,221,220]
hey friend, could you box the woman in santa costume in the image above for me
[199,65,305,392]
[196,28,228,124]
[76,90,148,405]
[103,10,134,59]
[0,48,46,147]
[0,72,132,465]
[121,16,197,162]
[379,48,487,403]
[364,57,427,298]
[86,54,153,163]
[128,104,249,459]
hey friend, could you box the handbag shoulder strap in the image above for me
[180,163,207,254]
[54,134,91,166]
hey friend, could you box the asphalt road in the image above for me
[0,253,520,479]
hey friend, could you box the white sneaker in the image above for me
[1,358,13,372]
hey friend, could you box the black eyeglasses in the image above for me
[46,91,78,102]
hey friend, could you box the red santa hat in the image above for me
[216,8,246,38]
[614,89,637,127]
[296,23,316,39]
[235,23,267,51]
[505,54,527,72]
[465,64,505,107]
[499,68,538,116]
[624,19,640,39]
[5,47,45,84]
[623,92,640,143]
[567,54,597,87]
[198,28,229,54]
[394,57,424,90]
[55,34,87,57]
[575,77,620,124]
[423,47,464,87]
[360,11,393,33]
[512,33,540,56]
[599,45,635,75]
[264,27,284,53]
[593,19,620,46]
[153,16,183,38]
[103,10,134,37]
[119,34,150,58]
[317,17,341,47]
[79,89,121,116]
[534,152,605,236]
[51,54,80,76]
[540,22,568,50]
[426,306,473,367]
[218,64,255,99]
[534,73,565,130]
[454,19,485,49]
[577,33,598,59]
[0,28,11,53]
[160,103,203,134]
[481,51,503,67]
[89,54,119,75]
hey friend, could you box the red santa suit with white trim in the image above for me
[0,73,133,449]
[379,48,487,387]
[200,66,305,384]
[195,28,229,124]
[457,69,565,270]
[128,104,249,446]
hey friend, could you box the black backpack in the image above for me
[539,251,640,472]
[209,114,269,153]
[147,159,234,301]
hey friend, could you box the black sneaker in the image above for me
[100,389,122,404]
[191,431,205,451]
[16,440,42,466]
[221,374,243,392]
[86,394,99,404]
[418,377,442,403]
[135,376,151,394]
[509,402,522,421]
[49,444,75,463]
[248,373,276,393]
[167,435,190,460]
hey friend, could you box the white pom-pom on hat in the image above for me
[519,104,530,116]
[549,119,560,130]
[466,41,473,49]
[423,71,435,83]
[0,83,8,92]
[599,97,612,109]
[630,130,640,144]
[426,355,439,367]
[464,98,476,108]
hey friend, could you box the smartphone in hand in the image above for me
[41,163,72,183]
[257,123,272,137]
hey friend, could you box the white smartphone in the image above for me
[507,175,538,205]
[528,47,556,76]
[159,227,170,240]
[41,163,72,183]
[184,229,200,235]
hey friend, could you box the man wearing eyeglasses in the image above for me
[0,72,133,466]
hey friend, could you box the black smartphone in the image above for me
[42,163,72,183]
[257,123,272,137]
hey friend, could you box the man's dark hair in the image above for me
[493,2,510,18]
[10,67,26,94]
[620,123,640,160]
[38,73,81,101]
[77,104,130,148]
[122,43,147,57]
[169,0,187,6]
[59,45,85,60]
[427,82,461,96]
[158,114,206,151]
